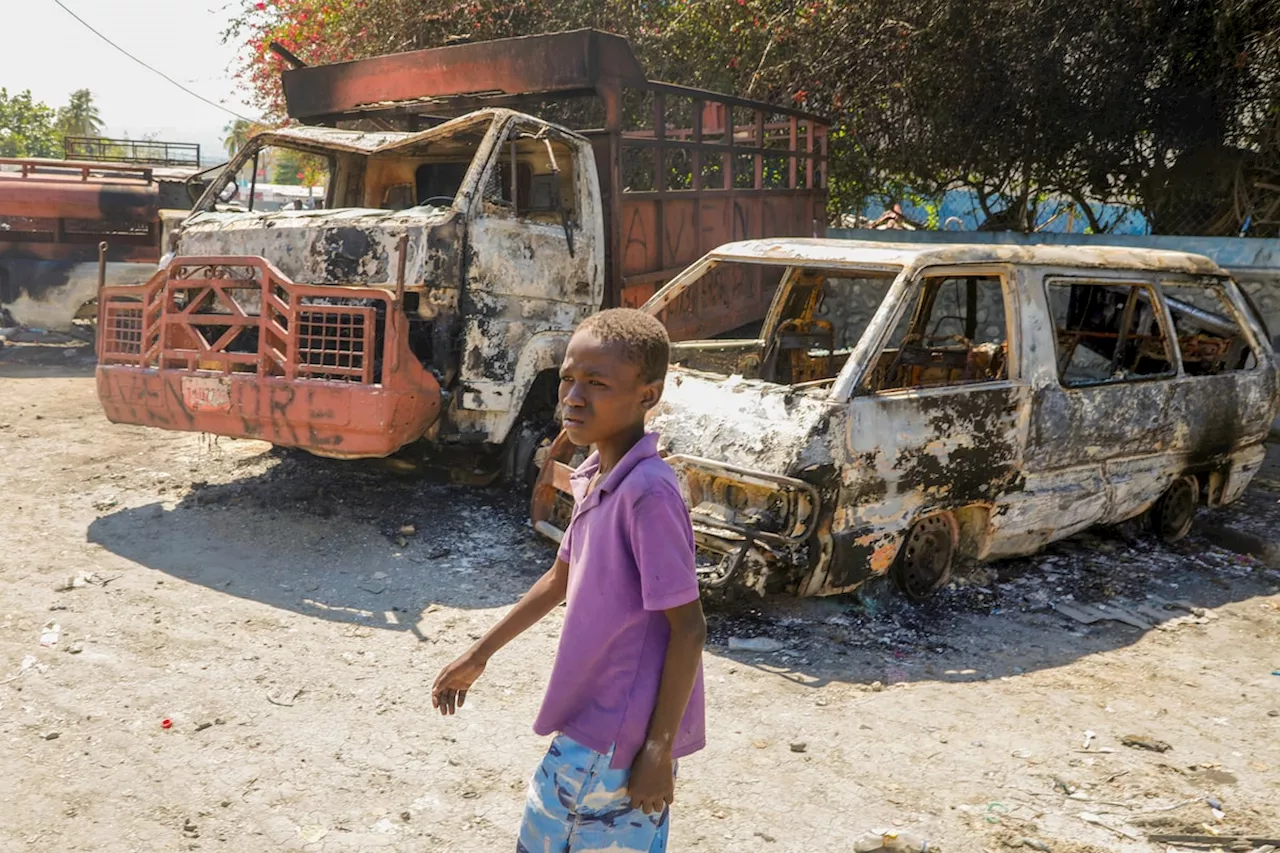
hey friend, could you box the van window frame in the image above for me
[1156,272,1267,377]
[1044,274,1180,389]
[846,263,1021,401]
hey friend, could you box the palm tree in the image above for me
[56,89,103,137]
[223,119,258,158]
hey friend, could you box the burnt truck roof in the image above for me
[706,238,1230,277]
[249,109,579,155]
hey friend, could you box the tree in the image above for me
[222,0,1280,233]
[223,118,261,157]
[55,89,103,138]
[0,88,60,157]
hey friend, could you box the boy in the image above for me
[432,308,707,853]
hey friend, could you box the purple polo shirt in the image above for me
[533,432,706,770]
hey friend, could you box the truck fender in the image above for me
[487,330,572,445]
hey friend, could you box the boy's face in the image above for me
[558,331,662,448]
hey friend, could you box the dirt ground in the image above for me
[2,342,1278,853]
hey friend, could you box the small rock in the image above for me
[869,681,885,692]
[1121,734,1172,752]
[1020,839,1052,852]
[400,811,412,822]
[359,579,387,595]
[395,536,409,548]
[372,571,388,580]
[43,731,61,741]
[1269,710,1278,718]
[194,722,213,732]
[66,641,83,655]
[214,718,226,726]
[727,636,785,653]
[789,741,807,753]
[399,524,416,536]
[754,831,777,843]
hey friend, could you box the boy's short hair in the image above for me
[576,308,670,383]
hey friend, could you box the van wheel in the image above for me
[1150,475,1198,543]
[892,513,957,600]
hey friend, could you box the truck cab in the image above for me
[97,109,601,463]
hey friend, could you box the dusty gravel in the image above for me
[2,343,1279,853]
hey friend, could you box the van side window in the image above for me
[1160,279,1259,374]
[1047,280,1174,386]
[483,130,578,223]
[863,275,1009,392]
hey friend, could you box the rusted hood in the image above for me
[176,207,458,286]
[649,368,837,476]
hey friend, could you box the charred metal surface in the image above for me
[538,239,1279,599]
[0,157,202,331]
[97,109,606,460]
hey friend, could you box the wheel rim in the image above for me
[895,514,955,599]
[1157,476,1197,542]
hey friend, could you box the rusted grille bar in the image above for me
[101,303,145,357]
[98,256,393,385]
[295,306,376,383]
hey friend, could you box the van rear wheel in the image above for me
[1150,475,1198,544]
[892,513,957,600]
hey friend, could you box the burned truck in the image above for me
[94,30,828,478]
[1,140,203,338]
[534,240,1278,598]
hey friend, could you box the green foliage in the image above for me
[221,0,1280,233]
[0,88,60,158]
[55,89,103,138]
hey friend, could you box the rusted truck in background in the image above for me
[0,139,203,339]
[534,240,1278,598]
[94,30,828,480]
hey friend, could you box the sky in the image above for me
[1,0,261,164]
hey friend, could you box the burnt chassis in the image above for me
[533,243,1279,598]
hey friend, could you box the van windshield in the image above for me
[662,261,901,387]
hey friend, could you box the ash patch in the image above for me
[706,524,1274,668]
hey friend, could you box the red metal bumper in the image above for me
[95,255,441,458]
[97,367,439,457]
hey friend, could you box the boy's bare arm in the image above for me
[431,558,569,715]
[628,598,707,813]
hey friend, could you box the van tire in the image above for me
[1150,474,1198,544]
[892,513,957,600]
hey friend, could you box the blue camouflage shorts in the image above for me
[516,733,674,853]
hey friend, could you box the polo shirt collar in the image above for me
[569,432,661,508]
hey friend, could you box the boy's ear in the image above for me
[640,379,664,411]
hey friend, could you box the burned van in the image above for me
[533,240,1278,598]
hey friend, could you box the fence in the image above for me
[63,136,201,169]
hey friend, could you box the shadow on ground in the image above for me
[87,445,1280,688]
[87,448,549,638]
[0,341,96,378]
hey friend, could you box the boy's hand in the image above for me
[627,740,675,814]
[431,649,487,716]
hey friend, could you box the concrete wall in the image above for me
[829,229,1280,345]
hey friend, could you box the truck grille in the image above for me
[98,257,389,385]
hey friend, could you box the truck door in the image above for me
[457,121,602,416]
